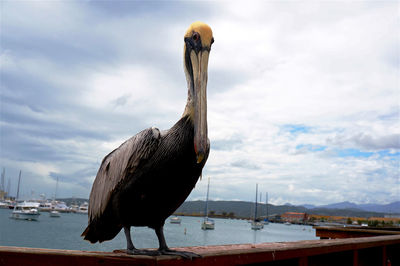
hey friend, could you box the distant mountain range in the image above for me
[56,198,399,218]
[301,201,400,214]
[175,200,399,219]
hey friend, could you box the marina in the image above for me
[0,208,317,252]
[3,206,399,265]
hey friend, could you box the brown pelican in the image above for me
[81,22,213,258]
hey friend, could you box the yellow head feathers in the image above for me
[185,21,214,47]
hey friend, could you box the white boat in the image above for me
[39,201,53,212]
[53,201,70,213]
[284,221,291,226]
[11,201,40,221]
[251,220,264,230]
[170,216,181,224]
[1,199,14,209]
[251,184,263,230]
[77,202,88,214]
[10,171,40,221]
[49,177,63,216]
[201,218,215,230]
[49,210,60,217]
[69,204,79,212]
[201,177,215,230]
[263,192,269,225]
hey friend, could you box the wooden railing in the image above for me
[314,226,400,239]
[1,234,399,266]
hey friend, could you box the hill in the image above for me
[55,198,398,218]
[311,201,400,214]
[358,201,400,213]
[175,200,386,219]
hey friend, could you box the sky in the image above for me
[0,1,399,206]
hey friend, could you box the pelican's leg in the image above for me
[155,225,201,260]
[124,226,135,252]
[124,226,159,256]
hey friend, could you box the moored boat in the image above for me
[251,184,263,230]
[0,200,14,209]
[49,210,60,217]
[201,218,215,230]
[11,201,40,221]
[201,177,215,230]
[76,202,88,214]
[264,192,269,225]
[251,220,264,230]
[10,171,40,221]
[170,216,181,224]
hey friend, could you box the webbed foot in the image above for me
[126,248,161,256]
[158,248,202,260]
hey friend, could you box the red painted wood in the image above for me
[0,235,399,266]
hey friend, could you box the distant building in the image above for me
[0,190,7,200]
[384,214,400,219]
[281,212,308,223]
[267,214,281,223]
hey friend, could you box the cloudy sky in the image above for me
[1,1,399,206]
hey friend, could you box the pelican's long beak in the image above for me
[183,22,213,164]
[191,49,209,164]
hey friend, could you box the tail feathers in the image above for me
[81,226,97,243]
[81,218,122,244]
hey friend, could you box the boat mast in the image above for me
[266,192,268,220]
[16,170,21,201]
[254,183,258,221]
[1,168,4,193]
[54,177,59,201]
[204,177,210,220]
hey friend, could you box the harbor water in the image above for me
[0,209,318,252]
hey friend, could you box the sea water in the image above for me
[0,209,318,251]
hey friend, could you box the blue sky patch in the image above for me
[296,144,326,152]
[282,124,312,134]
[377,150,400,159]
[336,148,374,158]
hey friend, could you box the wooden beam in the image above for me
[314,226,400,239]
[353,249,358,266]
[1,235,399,266]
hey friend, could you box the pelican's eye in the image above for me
[192,32,200,42]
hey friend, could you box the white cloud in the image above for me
[1,1,399,205]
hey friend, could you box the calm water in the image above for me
[0,209,318,251]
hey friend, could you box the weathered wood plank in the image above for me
[314,226,400,239]
[1,235,399,266]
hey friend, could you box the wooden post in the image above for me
[353,249,358,266]
[382,245,387,266]
[298,256,308,266]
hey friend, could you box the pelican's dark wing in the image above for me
[88,127,161,222]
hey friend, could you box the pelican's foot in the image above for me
[158,248,202,260]
[126,248,161,256]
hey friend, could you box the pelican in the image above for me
[81,22,214,258]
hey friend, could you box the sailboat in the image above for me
[251,184,263,230]
[10,171,40,221]
[49,177,60,217]
[201,177,215,230]
[169,216,181,224]
[263,192,269,225]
